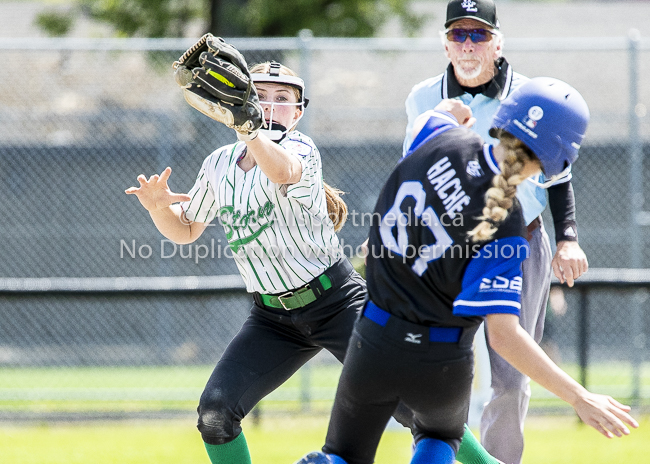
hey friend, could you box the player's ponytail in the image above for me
[468,130,536,242]
[324,182,348,232]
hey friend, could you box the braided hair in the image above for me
[468,130,538,242]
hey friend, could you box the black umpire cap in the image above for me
[445,0,500,30]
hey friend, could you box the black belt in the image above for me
[254,258,354,310]
[363,300,462,343]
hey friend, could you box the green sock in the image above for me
[204,432,252,464]
[455,424,502,464]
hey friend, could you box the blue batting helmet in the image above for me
[491,77,590,177]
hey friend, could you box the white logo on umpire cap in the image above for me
[461,0,478,12]
[405,333,423,344]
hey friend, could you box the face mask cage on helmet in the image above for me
[251,62,310,142]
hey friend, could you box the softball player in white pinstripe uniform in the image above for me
[126,62,369,464]
[183,127,342,293]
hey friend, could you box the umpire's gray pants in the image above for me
[480,221,552,464]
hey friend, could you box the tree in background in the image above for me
[209,0,425,37]
[36,0,425,38]
[35,7,77,37]
[79,0,205,37]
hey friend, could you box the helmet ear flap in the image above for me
[538,134,565,176]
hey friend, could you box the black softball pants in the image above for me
[197,259,367,445]
[323,312,477,464]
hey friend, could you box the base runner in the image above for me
[294,78,638,464]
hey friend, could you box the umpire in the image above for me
[403,1,589,463]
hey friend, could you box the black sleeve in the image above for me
[547,180,578,243]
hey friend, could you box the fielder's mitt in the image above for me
[173,34,263,140]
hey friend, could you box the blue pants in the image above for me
[323,313,476,464]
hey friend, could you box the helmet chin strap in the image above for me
[526,165,572,189]
[259,123,289,142]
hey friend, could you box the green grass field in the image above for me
[1,362,648,414]
[1,362,648,463]
[1,415,649,464]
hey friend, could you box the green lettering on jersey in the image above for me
[229,222,274,253]
[218,201,275,252]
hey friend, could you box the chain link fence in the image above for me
[0,35,649,419]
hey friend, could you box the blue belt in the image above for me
[363,300,462,343]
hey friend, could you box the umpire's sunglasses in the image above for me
[445,28,494,44]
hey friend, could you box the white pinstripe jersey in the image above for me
[181,131,343,294]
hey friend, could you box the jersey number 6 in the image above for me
[379,181,454,276]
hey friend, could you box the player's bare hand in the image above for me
[125,167,191,212]
[572,391,638,438]
[552,241,588,287]
[434,99,476,128]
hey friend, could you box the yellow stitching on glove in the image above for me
[207,70,235,88]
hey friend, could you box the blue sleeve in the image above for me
[404,111,459,159]
[453,236,529,317]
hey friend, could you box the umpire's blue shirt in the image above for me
[403,58,569,226]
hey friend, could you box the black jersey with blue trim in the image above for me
[366,115,528,329]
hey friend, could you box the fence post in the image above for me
[628,29,644,406]
[578,286,589,388]
[628,29,642,267]
[631,289,647,406]
[298,29,313,136]
[298,28,313,412]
